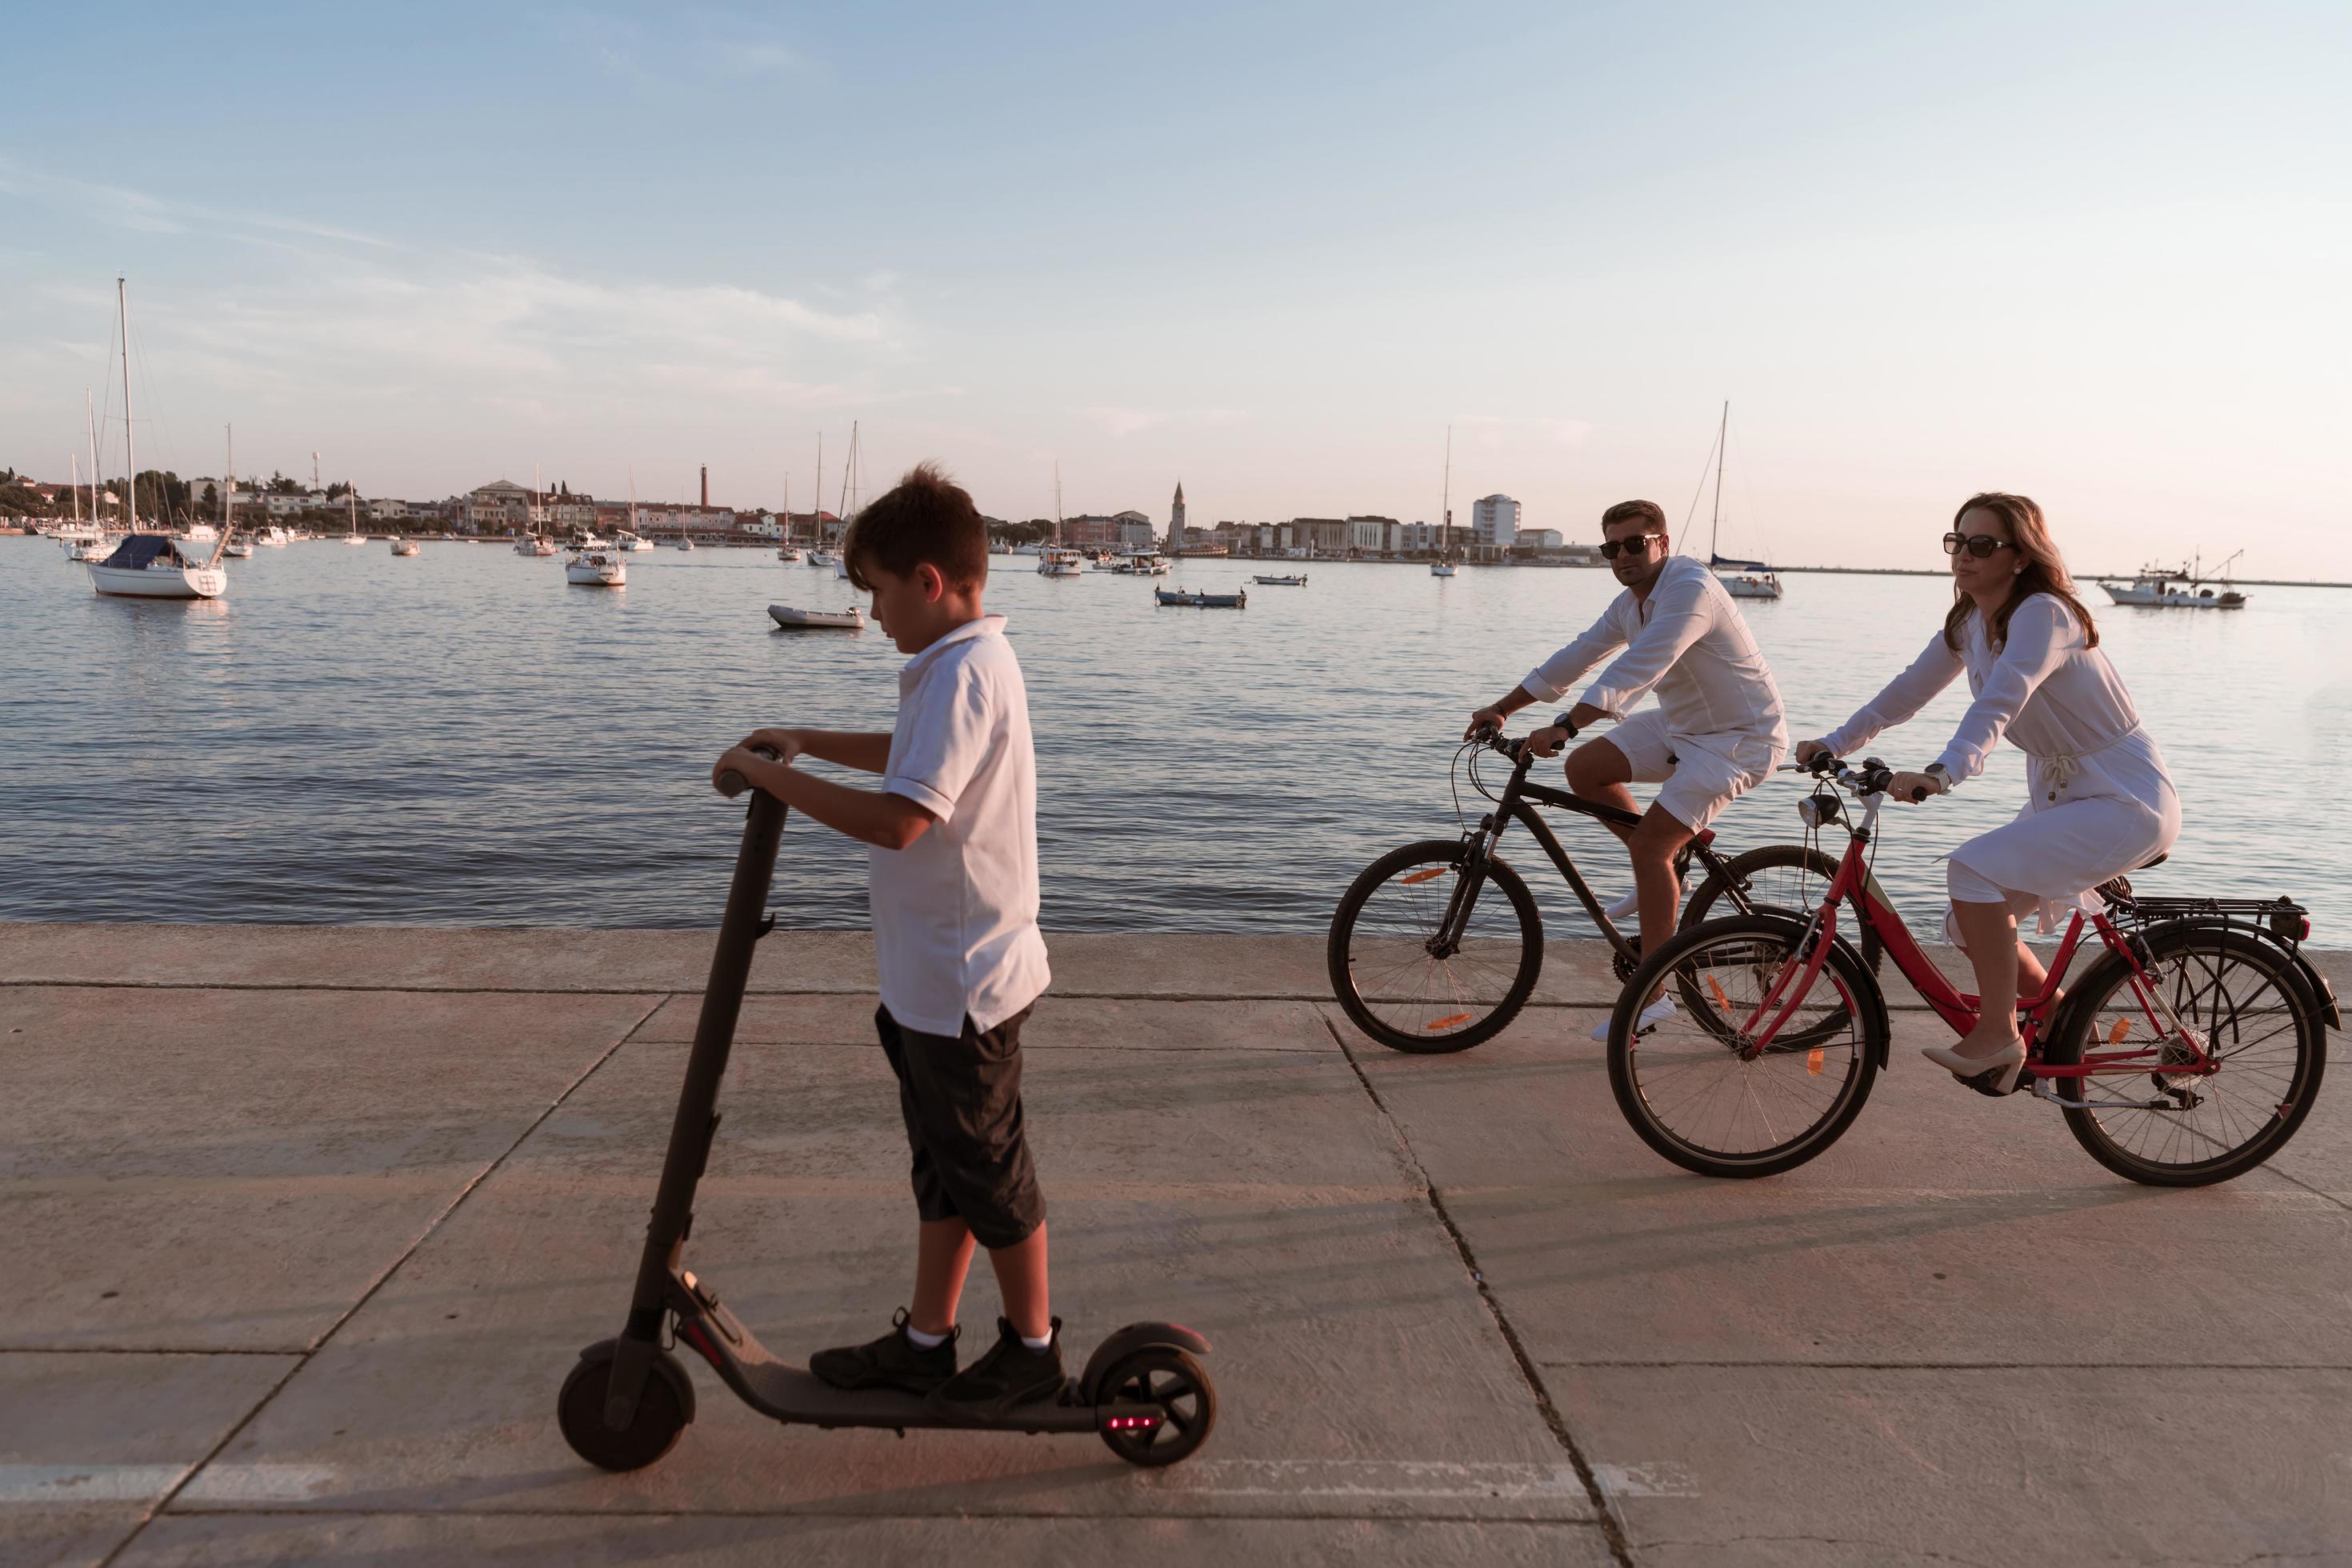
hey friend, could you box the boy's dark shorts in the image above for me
[874,1003,1044,1250]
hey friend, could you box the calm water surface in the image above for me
[4,536,2347,942]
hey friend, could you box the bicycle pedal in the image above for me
[1964,1065,2030,1100]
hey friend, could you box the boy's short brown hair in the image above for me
[843,462,988,590]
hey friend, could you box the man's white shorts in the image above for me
[1602,710,1779,834]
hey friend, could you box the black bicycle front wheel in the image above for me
[1327,839,1544,1053]
[2044,922,2327,1187]
[1682,842,1882,975]
[1607,914,1886,1178]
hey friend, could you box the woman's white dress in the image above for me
[1820,594,2180,933]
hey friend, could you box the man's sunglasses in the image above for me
[1942,531,2014,559]
[1598,534,1658,560]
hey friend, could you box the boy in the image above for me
[711,462,1058,1418]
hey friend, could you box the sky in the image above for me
[2,1,2346,572]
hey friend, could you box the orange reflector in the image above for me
[1398,868,1446,885]
[1706,976,1732,1010]
[1426,1013,1474,1031]
[2106,1018,2131,1045]
[1807,1046,1825,1076]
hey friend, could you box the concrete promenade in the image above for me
[5,923,2349,1566]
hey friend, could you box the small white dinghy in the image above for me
[768,603,866,630]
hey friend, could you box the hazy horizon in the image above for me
[4,2,2346,573]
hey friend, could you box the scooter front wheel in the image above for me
[558,1343,694,1472]
[1096,1347,1216,1466]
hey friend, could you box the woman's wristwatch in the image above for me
[1922,762,1953,794]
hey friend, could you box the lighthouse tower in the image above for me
[1165,480,1185,554]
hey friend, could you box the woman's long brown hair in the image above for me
[1942,491,2099,654]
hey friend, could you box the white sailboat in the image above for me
[87,279,227,600]
[1040,463,1082,576]
[1430,426,1458,576]
[1700,402,1782,600]
[569,482,634,585]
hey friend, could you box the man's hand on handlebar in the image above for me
[1463,706,1508,743]
[1521,723,1571,760]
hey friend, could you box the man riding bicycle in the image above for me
[1465,499,1789,1038]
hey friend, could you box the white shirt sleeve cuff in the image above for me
[1521,667,1564,702]
[884,775,954,821]
[1579,685,1629,719]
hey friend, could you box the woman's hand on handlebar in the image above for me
[1794,738,1832,768]
[1887,769,1943,805]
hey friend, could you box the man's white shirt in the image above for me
[870,614,1051,1037]
[1522,554,1788,749]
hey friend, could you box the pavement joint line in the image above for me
[144,1506,1614,1526]
[1319,1013,1636,1566]
[1541,1358,2352,1371]
[94,993,667,1568]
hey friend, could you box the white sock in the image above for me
[1019,1330,1052,1351]
[906,1324,950,1349]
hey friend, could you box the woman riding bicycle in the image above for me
[1794,492,2180,1094]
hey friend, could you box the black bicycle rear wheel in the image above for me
[1682,842,1882,974]
[1607,914,1885,1178]
[1327,839,1544,1053]
[2044,923,2326,1186]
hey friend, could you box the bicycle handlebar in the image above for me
[1470,713,1580,764]
[1780,754,1931,802]
[716,743,783,799]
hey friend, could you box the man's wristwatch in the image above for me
[1553,712,1579,738]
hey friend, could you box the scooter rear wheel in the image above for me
[558,1345,694,1472]
[1096,1347,1216,1466]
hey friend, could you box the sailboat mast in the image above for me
[224,425,233,530]
[118,279,136,529]
[86,390,100,529]
[838,421,858,523]
[814,432,824,542]
[1441,425,1452,557]
[72,454,82,523]
[1709,400,1727,558]
[1054,462,1062,546]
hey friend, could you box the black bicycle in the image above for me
[1327,719,1884,1054]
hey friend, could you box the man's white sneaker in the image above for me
[1592,994,1678,1042]
[1600,890,1640,922]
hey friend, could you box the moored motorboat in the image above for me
[767,603,866,630]
[1253,573,1307,586]
[778,544,804,562]
[1038,546,1084,577]
[1155,586,1246,609]
[223,539,255,558]
[566,549,626,586]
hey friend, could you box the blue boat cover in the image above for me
[1709,552,1775,573]
[99,534,180,569]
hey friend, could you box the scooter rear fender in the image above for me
[1078,1322,1213,1402]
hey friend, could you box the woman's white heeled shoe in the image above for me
[1921,1038,2026,1094]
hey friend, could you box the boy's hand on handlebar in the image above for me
[711,745,781,798]
[1463,706,1506,742]
[742,727,808,766]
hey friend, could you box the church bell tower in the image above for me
[1166,480,1185,553]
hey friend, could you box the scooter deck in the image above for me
[728,1360,1103,1434]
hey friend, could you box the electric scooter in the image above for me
[558,748,1218,1471]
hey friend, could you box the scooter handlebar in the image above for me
[716,743,783,799]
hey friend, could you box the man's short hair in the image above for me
[844,462,988,590]
[1601,499,1666,534]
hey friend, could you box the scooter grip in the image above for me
[716,744,784,799]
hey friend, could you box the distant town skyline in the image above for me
[3,3,2346,574]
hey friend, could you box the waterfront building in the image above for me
[1346,515,1398,555]
[367,498,410,521]
[467,480,533,530]
[1522,528,1565,550]
[1472,494,1521,550]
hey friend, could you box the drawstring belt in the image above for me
[2038,725,2141,796]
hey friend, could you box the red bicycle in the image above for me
[1605,753,2339,1183]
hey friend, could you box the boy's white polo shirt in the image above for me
[870,614,1050,1037]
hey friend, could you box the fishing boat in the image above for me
[2101,553,2248,609]
[1156,586,1246,609]
[1253,573,1308,586]
[566,548,626,586]
[1698,402,1783,600]
[767,603,866,630]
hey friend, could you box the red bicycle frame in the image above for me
[1742,787,2214,1084]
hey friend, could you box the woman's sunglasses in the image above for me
[1598,534,1658,560]
[1942,531,2014,559]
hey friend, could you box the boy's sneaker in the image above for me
[925,1317,1066,1421]
[810,1307,958,1394]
